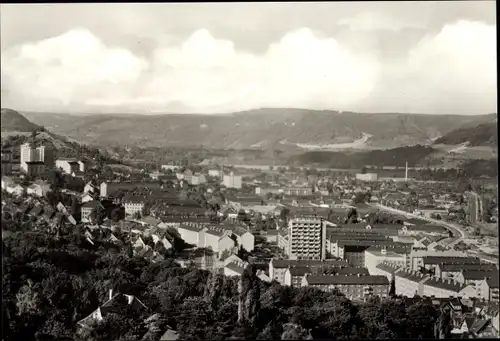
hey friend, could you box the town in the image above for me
[2,138,499,340]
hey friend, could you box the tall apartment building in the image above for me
[288,216,327,260]
[20,143,53,173]
[223,172,242,189]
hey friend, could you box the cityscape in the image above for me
[1,2,498,341]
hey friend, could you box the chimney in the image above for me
[109,289,113,300]
[405,162,408,182]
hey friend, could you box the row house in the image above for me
[224,260,249,277]
[436,263,498,281]
[421,256,481,274]
[27,181,51,197]
[284,267,311,287]
[395,269,429,297]
[123,197,145,216]
[408,250,469,272]
[371,261,402,281]
[221,224,255,252]
[422,277,471,299]
[479,277,499,301]
[364,246,408,274]
[302,274,390,299]
[268,258,348,284]
[203,227,236,257]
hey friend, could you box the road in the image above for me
[371,203,466,239]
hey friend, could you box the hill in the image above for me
[434,119,497,147]
[22,108,495,150]
[1,108,40,132]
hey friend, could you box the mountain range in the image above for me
[19,108,497,150]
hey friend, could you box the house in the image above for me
[1,176,15,189]
[77,289,148,332]
[224,260,249,277]
[81,200,105,223]
[25,161,45,177]
[203,227,236,257]
[123,197,145,216]
[159,327,180,341]
[176,223,206,246]
[81,192,94,203]
[26,182,51,197]
[6,184,24,196]
[395,269,430,297]
[84,182,97,194]
[223,225,254,252]
[364,246,407,275]
[269,258,348,285]
[262,229,278,243]
[190,174,206,185]
[284,267,311,287]
[302,274,390,299]
[371,261,402,281]
[56,159,80,175]
[152,235,172,250]
[422,277,468,298]
[478,276,500,301]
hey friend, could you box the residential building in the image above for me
[56,158,81,174]
[478,277,499,301]
[421,256,481,274]
[203,227,235,257]
[408,250,469,271]
[26,181,51,197]
[223,172,242,189]
[77,289,148,333]
[81,192,94,203]
[356,173,378,182]
[394,269,430,297]
[99,181,161,198]
[277,230,289,255]
[224,260,249,277]
[365,247,407,275]
[20,143,53,173]
[208,169,221,177]
[223,225,255,252]
[123,197,145,216]
[1,176,14,189]
[25,161,45,177]
[190,174,206,185]
[436,263,498,280]
[302,274,390,299]
[81,200,105,223]
[287,216,327,260]
[282,187,313,196]
[6,184,24,196]
[284,267,311,287]
[269,258,348,284]
[1,149,13,175]
[371,261,402,281]
[422,277,468,298]
[176,223,206,246]
[161,165,180,172]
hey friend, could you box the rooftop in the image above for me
[271,258,348,269]
[423,256,481,265]
[424,277,466,293]
[306,274,389,286]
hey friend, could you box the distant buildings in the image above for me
[302,274,390,299]
[223,172,242,189]
[1,149,13,175]
[56,158,82,175]
[356,173,378,182]
[287,216,327,261]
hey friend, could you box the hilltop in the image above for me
[22,108,495,150]
[1,108,40,132]
[434,119,498,147]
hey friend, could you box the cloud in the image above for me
[0,21,496,115]
[337,11,426,32]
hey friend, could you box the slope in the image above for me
[434,119,498,147]
[1,108,41,132]
[22,108,495,150]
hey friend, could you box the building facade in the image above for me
[288,217,327,260]
[223,172,242,189]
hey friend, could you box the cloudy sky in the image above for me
[0,2,496,115]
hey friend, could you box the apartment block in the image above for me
[394,269,430,297]
[288,216,327,260]
[302,274,389,299]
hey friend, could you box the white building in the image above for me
[422,277,468,298]
[6,184,24,196]
[203,227,235,257]
[124,199,145,216]
[224,260,249,277]
[208,169,221,178]
[176,223,206,246]
[26,182,51,197]
[288,217,327,260]
[223,172,242,189]
[371,261,402,282]
[365,247,407,275]
[356,173,378,182]
[20,143,52,173]
[228,226,255,252]
[1,176,15,189]
[394,269,430,297]
[190,174,207,185]
[56,159,80,174]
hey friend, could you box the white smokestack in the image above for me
[405,162,408,182]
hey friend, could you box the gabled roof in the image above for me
[461,270,497,281]
[82,200,105,210]
[271,258,348,269]
[287,266,312,276]
[424,277,466,293]
[306,275,389,286]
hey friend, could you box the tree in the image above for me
[16,280,42,317]
[110,208,123,222]
[353,192,366,204]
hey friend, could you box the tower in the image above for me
[405,162,408,182]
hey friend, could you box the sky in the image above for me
[0,2,497,115]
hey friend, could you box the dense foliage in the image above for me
[435,122,497,147]
[3,231,443,341]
